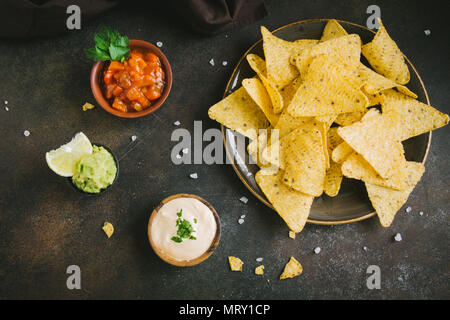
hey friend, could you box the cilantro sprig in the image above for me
[171,209,197,243]
[86,27,130,62]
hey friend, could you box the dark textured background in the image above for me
[0,0,448,299]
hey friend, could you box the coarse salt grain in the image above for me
[156,41,163,47]
[222,61,228,66]
[209,58,215,66]
[256,257,263,262]
[424,29,431,36]
[131,135,137,141]
[394,233,402,242]
[4,100,8,104]
[5,106,9,111]
[24,130,30,137]
[240,215,246,219]
[405,207,412,213]
[419,211,424,216]
[238,218,245,224]
[314,247,321,254]
[239,196,248,204]
[363,246,368,251]
[189,173,198,179]
[174,121,180,126]
[182,148,189,154]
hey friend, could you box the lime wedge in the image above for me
[45,132,93,177]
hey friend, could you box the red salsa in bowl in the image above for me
[103,49,165,112]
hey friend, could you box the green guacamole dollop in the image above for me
[72,146,117,193]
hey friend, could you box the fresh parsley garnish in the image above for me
[171,209,196,243]
[86,27,130,62]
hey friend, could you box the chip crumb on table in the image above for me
[228,256,243,271]
[289,231,296,239]
[102,222,114,238]
[280,257,303,280]
[255,265,264,275]
[82,102,95,111]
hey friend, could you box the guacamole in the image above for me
[72,146,117,193]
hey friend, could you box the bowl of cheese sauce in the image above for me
[148,194,220,266]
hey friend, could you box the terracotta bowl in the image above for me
[90,39,173,118]
[148,194,221,267]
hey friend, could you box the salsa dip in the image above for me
[148,194,220,266]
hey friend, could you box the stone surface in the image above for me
[0,1,448,299]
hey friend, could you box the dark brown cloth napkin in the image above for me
[0,0,267,38]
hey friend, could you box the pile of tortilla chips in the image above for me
[208,19,448,232]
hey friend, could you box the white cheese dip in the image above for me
[151,197,217,261]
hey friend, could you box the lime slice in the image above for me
[45,132,93,177]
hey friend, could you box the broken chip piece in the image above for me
[280,257,303,279]
[102,222,114,238]
[228,256,244,271]
[255,265,264,275]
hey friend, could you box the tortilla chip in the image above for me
[255,265,265,275]
[382,89,449,140]
[273,110,312,139]
[261,26,318,88]
[324,128,344,197]
[292,34,361,77]
[242,78,279,126]
[287,55,368,117]
[320,19,348,41]
[331,142,354,163]
[247,128,271,167]
[208,87,269,140]
[255,169,314,233]
[279,76,303,107]
[247,54,284,113]
[366,162,425,227]
[337,109,406,179]
[358,63,416,98]
[102,222,114,238]
[334,111,366,126]
[280,257,303,279]
[228,256,244,271]
[317,121,330,169]
[361,19,410,85]
[342,153,408,190]
[282,128,326,196]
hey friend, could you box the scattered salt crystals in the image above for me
[5,106,9,111]
[189,173,198,179]
[4,100,8,104]
[240,215,246,219]
[131,135,137,141]
[222,61,228,66]
[405,206,412,213]
[238,218,245,224]
[394,233,402,242]
[156,41,163,47]
[182,148,189,154]
[239,196,248,204]
[175,154,181,159]
[363,246,368,251]
[419,211,424,216]
[24,130,30,137]
[314,247,321,254]
[209,58,215,66]
[256,257,263,262]
[174,120,181,126]
[424,29,431,36]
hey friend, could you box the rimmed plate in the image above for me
[221,19,431,225]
